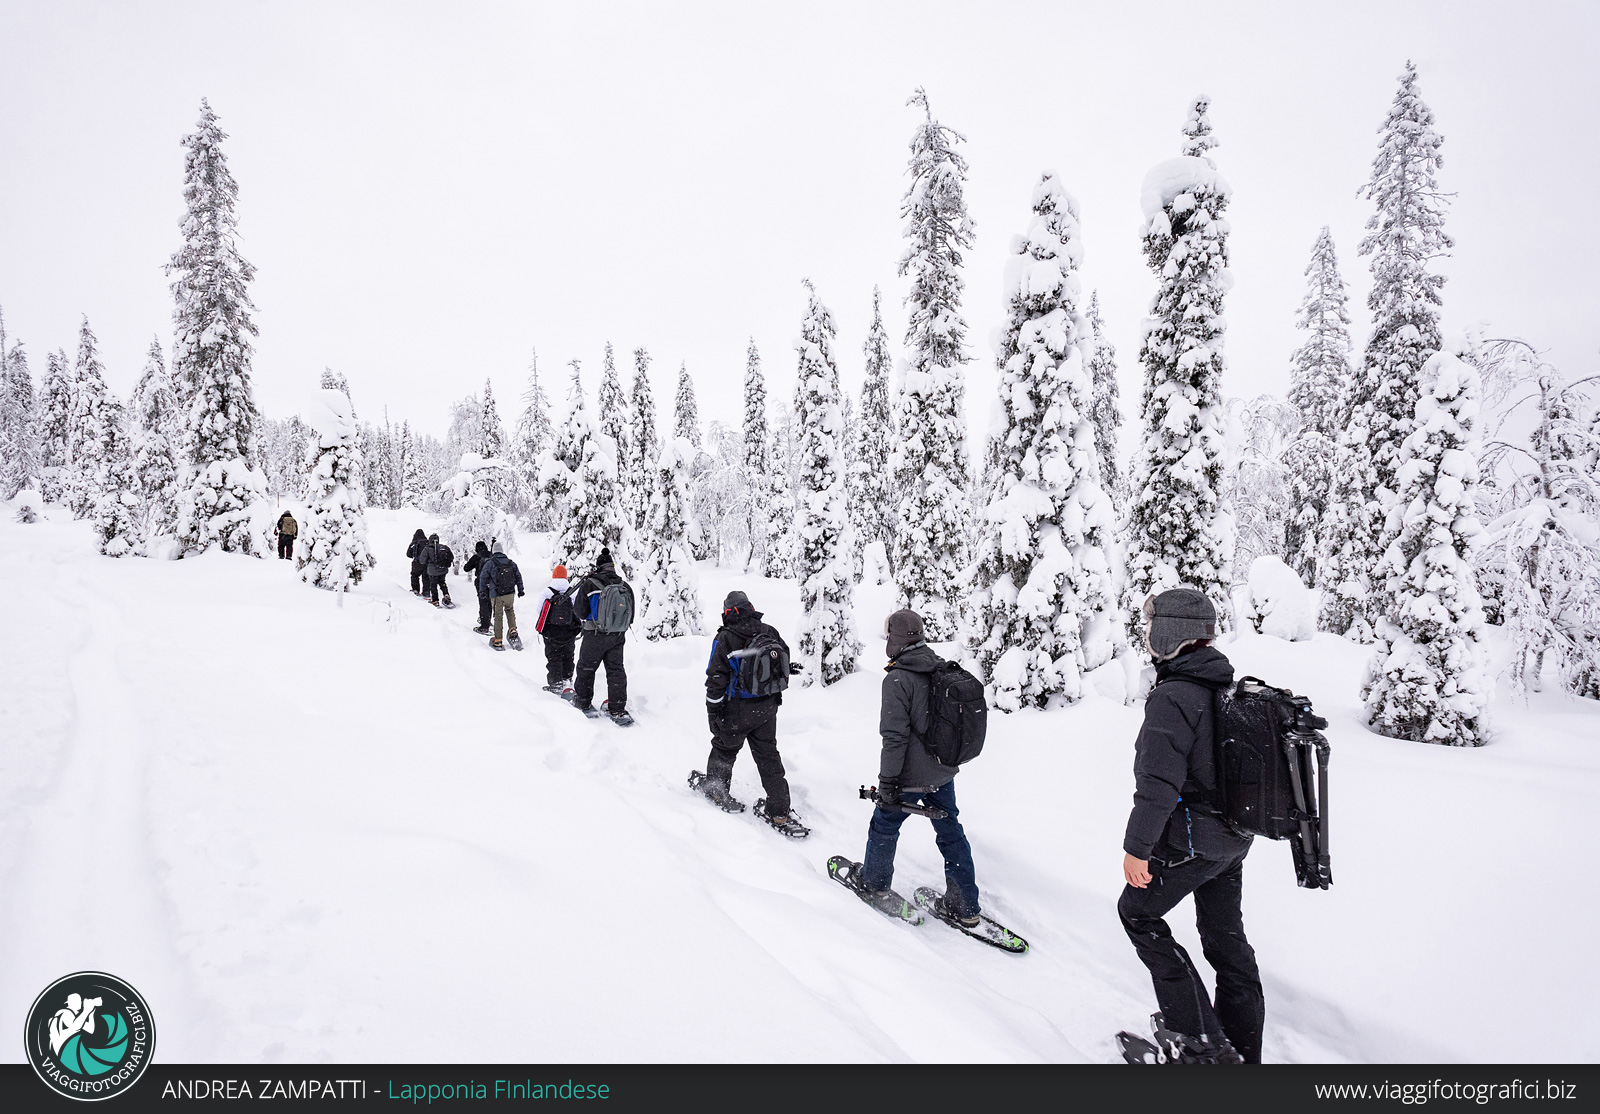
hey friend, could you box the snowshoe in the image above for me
[1118,1014,1241,1065]
[912,887,1028,953]
[491,638,506,652]
[576,704,604,719]
[600,700,632,726]
[508,633,524,651]
[827,856,923,925]
[688,771,745,813]
[441,598,457,610]
[754,798,810,839]
[473,624,491,636]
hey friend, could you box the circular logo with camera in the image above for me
[24,972,156,1101]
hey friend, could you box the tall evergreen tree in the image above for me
[638,437,705,640]
[66,317,113,519]
[38,348,72,505]
[793,280,861,685]
[399,421,422,506]
[674,361,701,447]
[892,87,976,638]
[298,389,376,593]
[629,347,660,532]
[478,377,504,458]
[92,399,142,557]
[0,329,40,501]
[513,349,553,526]
[763,410,796,580]
[740,340,770,570]
[968,173,1120,710]
[849,289,897,581]
[130,338,181,538]
[167,99,263,554]
[1085,291,1124,503]
[1362,348,1489,745]
[1123,95,1234,638]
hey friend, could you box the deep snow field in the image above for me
[2,501,1596,1064]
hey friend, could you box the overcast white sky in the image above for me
[2,1,1596,446]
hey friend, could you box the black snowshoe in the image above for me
[442,599,457,610]
[827,856,923,925]
[688,771,745,813]
[754,798,810,839]
[911,887,1028,953]
[491,639,507,652]
[600,700,632,726]
[1116,1014,1243,1065]
[473,624,491,636]
[577,703,604,719]
[508,632,524,651]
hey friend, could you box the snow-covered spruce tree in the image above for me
[168,99,264,555]
[38,348,72,505]
[849,288,897,582]
[66,317,113,519]
[1225,395,1299,579]
[478,377,504,459]
[1477,340,1600,697]
[1123,96,1234,639]
[739,339,771,570]
[1318,402,1381,638]
[892,87,977,638]
[1085,290,1124,504]
[91,398,142,557]
[537,359,587,532]
[129,338,181,540]
[1359,62,1453,624]
[629,347,660,532]
[400,420,423,506]
[792,280,861,685]
[557,426,625,576]
[763,411,796,579]
[297,389,375,592]
[0,336,40,501]
[512,350,553,527]
[673,361,701,447]
[1362,347,1490,745]
[967,173,1120,710]
[596,343,634,528]
[638,436,705,640]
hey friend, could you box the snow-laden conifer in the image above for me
[399,421,421,506]
[548,359,625,573]
[967,173,1120,709]
[478,377,505,459]
[38,348,72,505]
[297,388,376,593]
[1362,347,1490,745]
[596,344,633,521]
[537,359,587,530]
[1085,291,1124,503]
[741,339,770,570]
[793,281,861,685]
[638,436,704,641]
[66,317,113,519]
[168,99,263,555]
[0,330,40,501]
[1123,96,1234,638]
[512,350,553,527]
[92,399,142,557]
[130,338,181,540]
[630,347,660,532]
[1359,62,1453,623]
[674,361,701,447]
[849,290,897,581]
[892,88,976,638]
[763,410,796,580]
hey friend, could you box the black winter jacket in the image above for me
[421,542,452,578]
[878,642,957,792]
[1123,646,1252,863]
[573,563,624,631]
[705,610,786,708]
[477,553,524,599]
[407,532,428,567]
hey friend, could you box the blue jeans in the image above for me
[860,780,979,916]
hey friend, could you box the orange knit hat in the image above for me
[552,564,568,579]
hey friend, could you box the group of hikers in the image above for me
[400,525,1267,1065]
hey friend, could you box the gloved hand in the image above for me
[706,701,725,733]
[518,590,525,597]
[789,662,803,675]
[876,778,901,811]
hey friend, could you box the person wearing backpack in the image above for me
[478,541,525,650]
[856,608,982,927]
[697,590,806,833]
[535,564,581,695]
[570,547,632,724]
[420,533,454,608]
[406,528,429,595]
[1118,588,1261,1066]
[464,540,492,634]
[275,511,298,560]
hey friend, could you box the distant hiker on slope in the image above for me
[406,528,429,595]
[535,564,581,696]
[464,540,492,634]
[1119,588,1261,1065]
[275,511,298,560]
[693,590,807,836]
[419,532,455,608]
[479,541,524,651]
[570,547,633,726]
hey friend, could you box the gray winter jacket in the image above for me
[878,642,958,792]
[1123,645,1253,864]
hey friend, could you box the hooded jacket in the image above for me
[1123,645,1252,863]
[878,642,957,791]
[705,608,787,707]
[407,530,428,566]
[477,552,524,599]
[572,560,624,631]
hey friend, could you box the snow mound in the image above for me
[1246,555,1318,642]
[1139,156,1231,224]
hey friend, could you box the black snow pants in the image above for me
[543,632,577,687]
[425,573,451,604]
[277,535,294,560]
[410,561,426,594]
[1118,849,1264,1063]
[573,630,626,713]
[705,698,789,815]
[477,593,492,630]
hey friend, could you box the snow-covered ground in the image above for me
[2,502,1596,1063]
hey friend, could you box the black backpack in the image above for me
[434,543,454,569]
[724,629,791,699]
[492,558,518,596]
[919,660,987,768]
[538,586,579,633]
[1211,677,1332,890]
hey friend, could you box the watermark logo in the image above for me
[24,972,156,1101]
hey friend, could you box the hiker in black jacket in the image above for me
[406,528,428,594]
[420,533,453,607]
[570,547,629,721]
[536,564,581,694]
[463,541,492,634]
[858,609,980,926]
[478,542,524,650]
[1119,588,1262,1065]
[700,591,804,831]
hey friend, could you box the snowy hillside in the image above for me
[2,502,1596,1063]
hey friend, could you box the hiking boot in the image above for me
[491,638,506,651]
[694,775,745,813]
[473,625,491,635]
[1150,1014,1242,1064]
